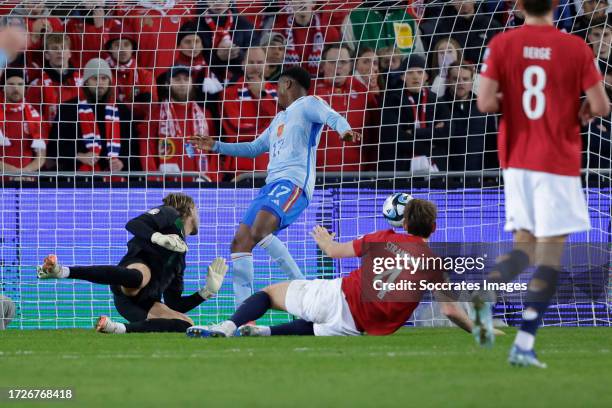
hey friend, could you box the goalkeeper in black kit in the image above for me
[36,193,228,334]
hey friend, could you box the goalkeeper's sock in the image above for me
[125,319,192,333]
[257,234,305,280]
[230,291,271,327]
[68,265,143,288]
[270,319,314,336]
[231,253,254,307]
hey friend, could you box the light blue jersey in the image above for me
[213,95,352,200]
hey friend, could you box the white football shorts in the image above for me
[285,278,361,336]
[503,167,591,237]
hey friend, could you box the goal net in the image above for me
[0,0,610,329]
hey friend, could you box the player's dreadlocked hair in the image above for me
[163,193,195,218]
[404,199,437,238]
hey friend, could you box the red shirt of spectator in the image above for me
[104,20,158,120]
[313,45,369,172]
[139,69,218,181]
[0,71,44,170]
[121,1,194,82]
[65,5,116,68]
[273,4,340,76]
[26,34,82,139]
[220,47,276,179]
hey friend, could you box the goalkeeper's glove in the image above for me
[151,232,188,253]
[199,257,228,299]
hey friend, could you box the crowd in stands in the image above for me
[0,0,610,181]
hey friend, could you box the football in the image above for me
[382,193,413,227]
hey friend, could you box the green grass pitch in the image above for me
[1,327,611,407]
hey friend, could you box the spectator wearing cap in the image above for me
[138,65,218,182]
[342,1,424,56]
[104,19,157,121]
[0,68,45,174]
[195,0,259,85]
[66,0,117,69]
[271,0,341,76]
[26,34,81,139]
[421,0,501,64]
[260,31,286,82]
[175,21,207,79]
[48,58,135,173]
[439,63,498,171]
[379,54,451,173]
[173,21,224,100]
[219,47,278,180]
[314,43,372,172]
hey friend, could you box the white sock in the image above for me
[514,330,535,350]
[221,320,237,335]
[257,234,305,280]
[60,266,70,278]
[113,322,127,334]
[260,326,271,336]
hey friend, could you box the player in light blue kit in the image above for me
[190,67,360,306]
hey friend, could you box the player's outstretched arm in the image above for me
[434,290,505,336]
[303,96,361,142]
[163,258,228,313]
[310,225,356,259]
[190,126,271,158]
[434,290,473,333]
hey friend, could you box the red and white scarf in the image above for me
[159,100,210,171]
[204,13,233,48]
[284,13,324,69]
[78,98,121,171]
[407,88,429,129]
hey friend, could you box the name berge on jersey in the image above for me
[523,46,552,60]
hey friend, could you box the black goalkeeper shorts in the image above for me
[112,291,157,323]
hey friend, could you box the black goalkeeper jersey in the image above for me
[112,205,193,308]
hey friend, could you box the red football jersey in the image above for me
[481,25,602,176]
[341,229,442,336]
